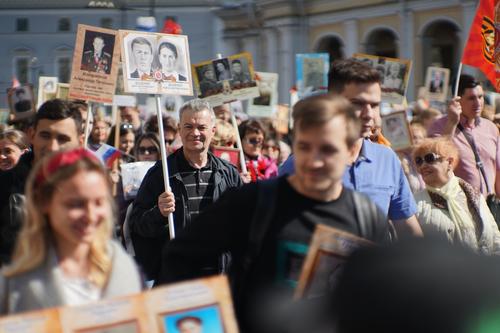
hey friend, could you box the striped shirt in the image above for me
[180,166,215,221]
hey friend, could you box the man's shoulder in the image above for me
[477,117,499,133]
[210,153,240,174]
[365,140,400,160]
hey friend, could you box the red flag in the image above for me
[161,18,182,35]
[461,0,496,90]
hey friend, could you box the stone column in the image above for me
[343,19,358,57]
[400,9,415,101]
[262,27,278,73]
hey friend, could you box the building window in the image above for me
[316,36,345,63]
[58,18,71,31]
[57,57,71,83]
[365,29,398,58]
[100,17,113,29]
[15,57,29,83]
[16,18,29,32]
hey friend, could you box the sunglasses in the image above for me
[246,138,263,146]
[165,139,175,145]
[138,146,158,154]
[414,153,442,167]
[120,123,134,130]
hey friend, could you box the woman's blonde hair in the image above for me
[412,137,459,170]
[0,129,29,150]
[3,149,114,288]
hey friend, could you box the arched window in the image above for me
[421,20,460,78]
[316,35,345,62]
[365,29,398,58]
[54,46,72,83]
[12,48,32,84]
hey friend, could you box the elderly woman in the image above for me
[413,138,500,254]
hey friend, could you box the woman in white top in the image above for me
[0,148,142,314]
[413,138,500,254]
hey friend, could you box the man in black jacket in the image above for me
[129,99,243,281]
[157,94,389,332]
[0,99,83,265]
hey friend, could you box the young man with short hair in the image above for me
[280,59,423,237]
[0,99,83,264]
[157,94,389,332]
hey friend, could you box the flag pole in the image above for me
[155,95,176,240]
[453,62,463,98]
[83,102,93,149]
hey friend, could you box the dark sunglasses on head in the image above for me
[138,146,158,154]
[246,138,263,146]
[414,153,442,167]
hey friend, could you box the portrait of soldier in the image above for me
[81,34,113,74]
[129,37,154,80]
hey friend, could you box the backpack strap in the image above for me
[351,190,394,242]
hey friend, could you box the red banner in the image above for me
[461,0,497,90]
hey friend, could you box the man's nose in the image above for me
[48,139,60,152]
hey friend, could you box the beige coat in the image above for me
[415,189,500,255]
[0,240,142,314]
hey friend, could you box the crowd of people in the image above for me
[0,57,499,332]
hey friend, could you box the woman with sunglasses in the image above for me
[135,132,161,162]
[238,119,278,182]
[413,138,500,254]
[0,148,142,314]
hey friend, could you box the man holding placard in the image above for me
[129,99,243,281]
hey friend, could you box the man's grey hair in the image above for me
[179,99,216,125]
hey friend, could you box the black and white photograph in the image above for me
[120,29,193,95]
[80,30,115,74]
[424,66,450,102]
[296,53,329,98]
[7,85,35,119]
[353,53,412,104]
[248,72,279,118]
[212,58,232,82]
[381,111,413,151]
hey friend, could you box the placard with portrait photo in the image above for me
[294,225,373,299]
[296,53,329,99]
[7,85,36,121]
[352,53,412,105]
[0,308,62,333]
[59,295,152,333]
[56,83,69,100]
[144,276,238,333]
[381,110,413,151]
[212,146,241,171]
[37,76,58,109]
[248,72,279,118]
[119,30,193,96]
[69,24,121,104]
[192,52,259,106]
[424,66,450,102]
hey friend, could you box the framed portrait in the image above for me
[56,83,69,100]
[59,295,152,333]
[424,66,450,102]
[212,146,241,171]
[37,76,58,108]
[145,276,239,333]
[0,308,61,333]
[353,53,412,105]
[75,320,139,333]
[121,161,155,200]
[192,52,259,106]
[248,72,279,118]
[274,104,290,135]
[160,304,225,333]
[0,108,10,125]
[119,29,193,96]
[294,224,373,299]
[296,53,329,99]
[7,85,36,120]
[69,24,121,104]
[381,110,413,151]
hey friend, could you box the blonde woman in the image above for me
[0,148,142,314]
[413,138,500,254]
[0,129,29,171]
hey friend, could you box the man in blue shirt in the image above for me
[280,59,422,236]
